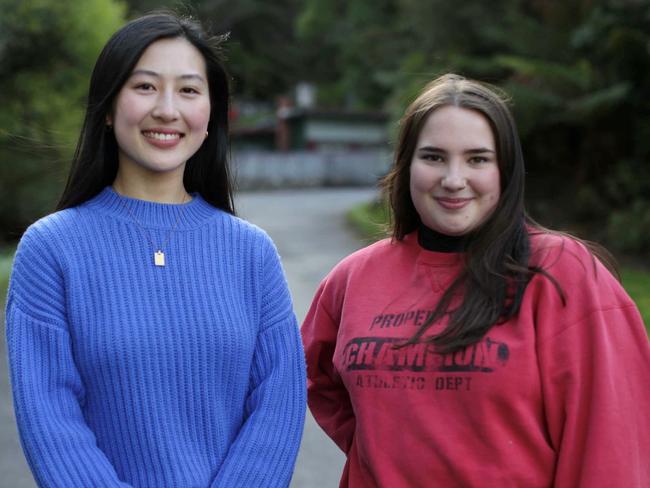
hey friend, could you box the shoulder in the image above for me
[307,236,415,322]
[529,231,589,267]
[526,229,635,319]
[18,204,98,259]
[212,210,271,240]
[213,213,284,280]
[217,212,277,253]
[528,230,607,283]
[9,211,78,320]
[21,207,84,242]
[316,237,413,306]
[327,237,400,281]
[14,209,85,269]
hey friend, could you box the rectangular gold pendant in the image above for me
[154,251,165,267]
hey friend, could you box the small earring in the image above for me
[106,124,113,131]
[205,131,209,138]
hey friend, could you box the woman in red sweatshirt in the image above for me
[301,73,649,487]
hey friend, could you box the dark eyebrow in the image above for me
[465,147,495,154]
[417,146,446,153]
[416,146,495,154]
[130,69,206,83]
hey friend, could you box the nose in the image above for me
[151,91,179,121]
[441,162,466,191]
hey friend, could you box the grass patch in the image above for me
[348,200,650,334]
[621,269,650,327]
[346,198,390,243]
[0,247,15,299]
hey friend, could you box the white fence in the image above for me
[231,150,393,189]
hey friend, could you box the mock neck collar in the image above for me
[83,186,219,229]
[417,224,468,253]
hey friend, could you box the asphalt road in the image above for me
[0,186,378,487]
[238,187,378,488]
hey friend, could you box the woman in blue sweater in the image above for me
[5,13,306,487]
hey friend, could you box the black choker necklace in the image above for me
[418,225,468,253]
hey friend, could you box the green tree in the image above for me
[125,0,305,99]
[0,0,125,242]
[199,0,305,99]
[297,0,409,108]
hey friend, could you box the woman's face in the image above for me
[108,37,211,180]
[409,105,501,237]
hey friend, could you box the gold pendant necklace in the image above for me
[114,187,188,267]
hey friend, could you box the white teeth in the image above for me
[144,132,180,141]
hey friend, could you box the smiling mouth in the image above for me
[435,197,473,209]
[142,131,184,141]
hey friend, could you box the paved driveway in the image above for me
[238,187,378,488]
[0,186,378,487]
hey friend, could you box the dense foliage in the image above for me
[125,0,305,98]
[0,0,125,240]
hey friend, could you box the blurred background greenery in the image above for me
[1,0,649,257]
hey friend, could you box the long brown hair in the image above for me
[382,74,615,353]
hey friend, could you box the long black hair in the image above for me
[382,74,541,353]
[56,12,234,214]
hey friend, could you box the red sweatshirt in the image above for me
[302,230,650,487]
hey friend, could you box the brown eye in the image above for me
[469,156,489,164]
[421,154,443,162]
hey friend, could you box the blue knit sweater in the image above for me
[5,187,306,487]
